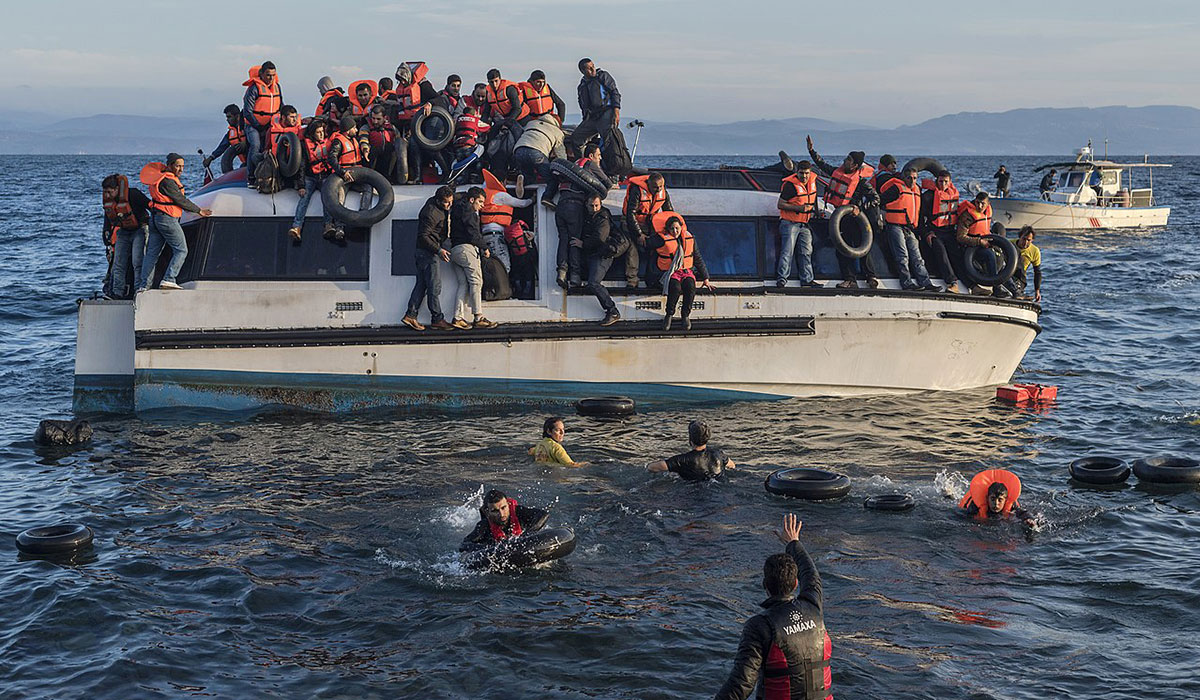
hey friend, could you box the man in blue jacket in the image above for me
[566,58,621,154]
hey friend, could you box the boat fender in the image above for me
[463,527,577,570]
[34,419,92,447]
[575,396,635,418]
[550,159,608,199]
[16,524,94,555]
[275,132,303,178]
[864,493,915,512]
[764,468,851,500]
[412,106,455,151]
[1068,457,1131,485]
[962,234,1018,286]
[321,167,395,228]
[901,157,948,176]
[827,206,873,259]
[1131,455,1200,484]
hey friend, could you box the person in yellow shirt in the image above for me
[529,416,589,467]
[1010,226,1042,301]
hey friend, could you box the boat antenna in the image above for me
[627,120,645,163]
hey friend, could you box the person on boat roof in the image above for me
[959,469,1034,527]
[918,170,961,294]
[871,154,897,191]
[519,70,566,126]
[567,58,620,155]
[993,165,1011,198]
[530,416,589,467]
[390,62,439,184]
[580,192,630,326]
[315,76,345,119]
[138,154,212,293]
[439,74,464,117]
[241,60,282,189]
[101,173,152,299]
[460,489,550,551]
[714,514,833,700]
[403,186,456,332]
[777,160,822,289]
[202,104,246,174]
[324,116,363,242]
[647,420,735,481]
[1039,169,1057,199]
[359,105,403,184]
[878,165,942,292]
[806,135,881,290]
[288,119,335,243]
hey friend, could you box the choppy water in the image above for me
[1,154,1198,699]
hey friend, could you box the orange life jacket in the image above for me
[958,469,1022,518]
[957,200,993,236]
[825,163,874,208]
[880,177,920,227]
[518,81,554,118]
[267,115,304,156]
[332,132,362,168]
[922,179,960,229]
[779,171,818,223]
[504,220,534,257]
[227,122,246,148]
[652,211,694,272]
[348,79,379,117]
[486,79,530,121]
[242,66,282,127]
[304,136,330,175]
[102,174,140,231]
[622,175,668,224]
[140,162,184,219]
[480,169,514,228]
[394,62,430,123]
[317,87,345,116]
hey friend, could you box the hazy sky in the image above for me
[3,0,1195,125]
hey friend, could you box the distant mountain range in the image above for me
[0,105,1195,155]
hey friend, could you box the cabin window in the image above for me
[190,218,369,280]
[1061,172,1085,190]
[763,219,846,280]
[686,218,760,278]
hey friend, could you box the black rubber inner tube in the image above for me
[16,523,94,555]
[464,527,577,569]
[962,234,1018,286]
[764,468,851,500]
[901,157,948,176]
[276,132,302,178]
[864,493,915,511]
[550,159,608,199]
[412,106,455,151]
[1069,456,1131,485]
[1131,455,1200,484]
[321,167,395,227]
[827,206,873,259]
[576,396,635,417]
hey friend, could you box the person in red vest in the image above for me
[649,213,712,331]
[390,62,439,184]
[622,171,673,289]
[459,489,549,551]
[714,513,833,700]
[918,170,961,293]
[959,469,1035,526]
[878,165,940,291]
[325,116,364,242]
[315,76,345,119]
[518,70,566,125]
[101,173,152,298]
[202,104,247,174]
[954,191,997,295]
[241,61,282,189]
[288,119,335,242]
[806,135,880,289]
[440,74,464,117]
[776,160,822,289]
[137,154,212,292]
[358,105,402,184]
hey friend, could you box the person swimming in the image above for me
[959,469,1035,526]
[529,416,589,467]
[459,489,550,552]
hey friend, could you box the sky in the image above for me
[2,0,1196,126]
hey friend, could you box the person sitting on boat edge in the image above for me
[519,70,566,126]
[1006,226,1042,301]
[315,76,346,119]
[390,62,439,185]
[878,165,943,292]
[1039,169,1057,199]
[918,170,961,293]
[714,513,832,700]
[460,489,550,552]
[580,192,631,326]
[402,186,456,331]
[647,420,735,481]
[449,186,499,329]
[138,154,212,293]
[101,173,152,299]
[959,469,1035,527]
[359,104,403,185]
[805,135,881,290]
[623,171,673,289]
[953,191,1000,296]
[288,119,335,243]
[325,116,364,242]
[994,165,1011,198]
[777,160,823,289]
[202,104,246,175]
[649,213,713,331]
[530,416,589,467]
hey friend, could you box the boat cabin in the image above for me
[1038,144,1169,208]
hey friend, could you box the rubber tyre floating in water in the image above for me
[576,396,635,418]
[827,206,873,259]
[321,167,395,228]
[901,157,949,176]
[275,132,303,178]
[463,527,577,570]
[1069,456,1131,485]
[16,524,94,555]
[1131,455,1200,484]
[864,494,915,512]
[765,468,851,500]
[962,232,1018,286]
[412,106,455,151]
[550,159,608,199]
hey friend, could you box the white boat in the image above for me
[73,167,1042,414]
[990,143,1170,231]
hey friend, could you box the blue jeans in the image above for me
[777,221,814,284]
[884,224,931,288]
[244,120,264,180]
[406,248,445,322]
[513,146,551,184]
[111,225,147,297]
[587,254,617,315]
[292,175,332,229]
[141,211,188,288]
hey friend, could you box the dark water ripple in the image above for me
[0,155,1197,698]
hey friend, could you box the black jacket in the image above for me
[715,540,832,700]
[581,206,612,256]
[993,169,1011,190]
[577,69,621,120]
[622,185,674,239]
[449,199,485,249]
[806,146,879,211]
[416,196,450,254]
[102,187,152,243]
[459,505,549,551]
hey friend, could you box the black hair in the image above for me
[446,74,461,84]
[664,215,683,231]
[260,60,276,71]
[688,420,710,446]
[165,152,184,165]
[582,143,601,158]
[935,169,951,178]
[578,57,592,71]
[355,83,371,94]
[378,77,393,90]
[280,104,297,117]
[435,185,456,201]
[484,489,507,505]
[304,119,327,139]
[796,160,812,171]
[542,416,564,439]
[763,553,798,596]
[903,165,919,174]
[648,171,665,184]
[529,70,546,81]
[1018,225,1036,239]
[987,482,1008,499]
[101,174,120,189]
[879,154,897,166]
[486,68,501,81]
[974,191,990,202]
[466,186,486,200]
[368,104,386,116]
[328,95,351,113]
[473,82,487,90]
[223,103,240,116]
[586,192,603,204]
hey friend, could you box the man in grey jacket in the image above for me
[512,115,567,185]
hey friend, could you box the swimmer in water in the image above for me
[959,469,1035,527]
[647,420,736,481]
[459,489,549,552]
[529,416,589,467]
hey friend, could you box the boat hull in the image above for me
[990,198,1169,231]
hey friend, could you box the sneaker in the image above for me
[683,317,692,331]
[246,180,258,189]
[836,279,857,289]
[922,284,946,293]
[625,280,640,289]
[662,315,672,331]
[803,281,824,288]
[599,312,620,327]
[902,282,921,291]
[429,320,455,330]
[946,283,960,294]
[969,285,991,296]
[288,227,302,242]
[541,196,557,210]
[776,280,787,288]
[556,270,569,289]
[323,228,335,241]
[473,317,498,329]
[334,228,346,242]
[402,315,425,331]
[159,280,182,290]
[450,318,472,330]
[778,150,795,173]
[865,277,880,289]
[569,274,582,288]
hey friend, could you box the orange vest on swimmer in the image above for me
[824,163,874,208]
[956,200,992,236]
[480,169,514,227]
[959,469,1022,518]
[623,175,668,223]
[304,136,330,175]
[140,163,184,219]
[102,174,140,232]
[880,178,920,227]
[394,62,430,122]
[486,79,530,121]
[922,179,960,229]
[332,132,362,168]
[779,171,818,223]
[518,82,554,118]
[348,79,379,117]
[243,66,281,127]
[652,211,695,272]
